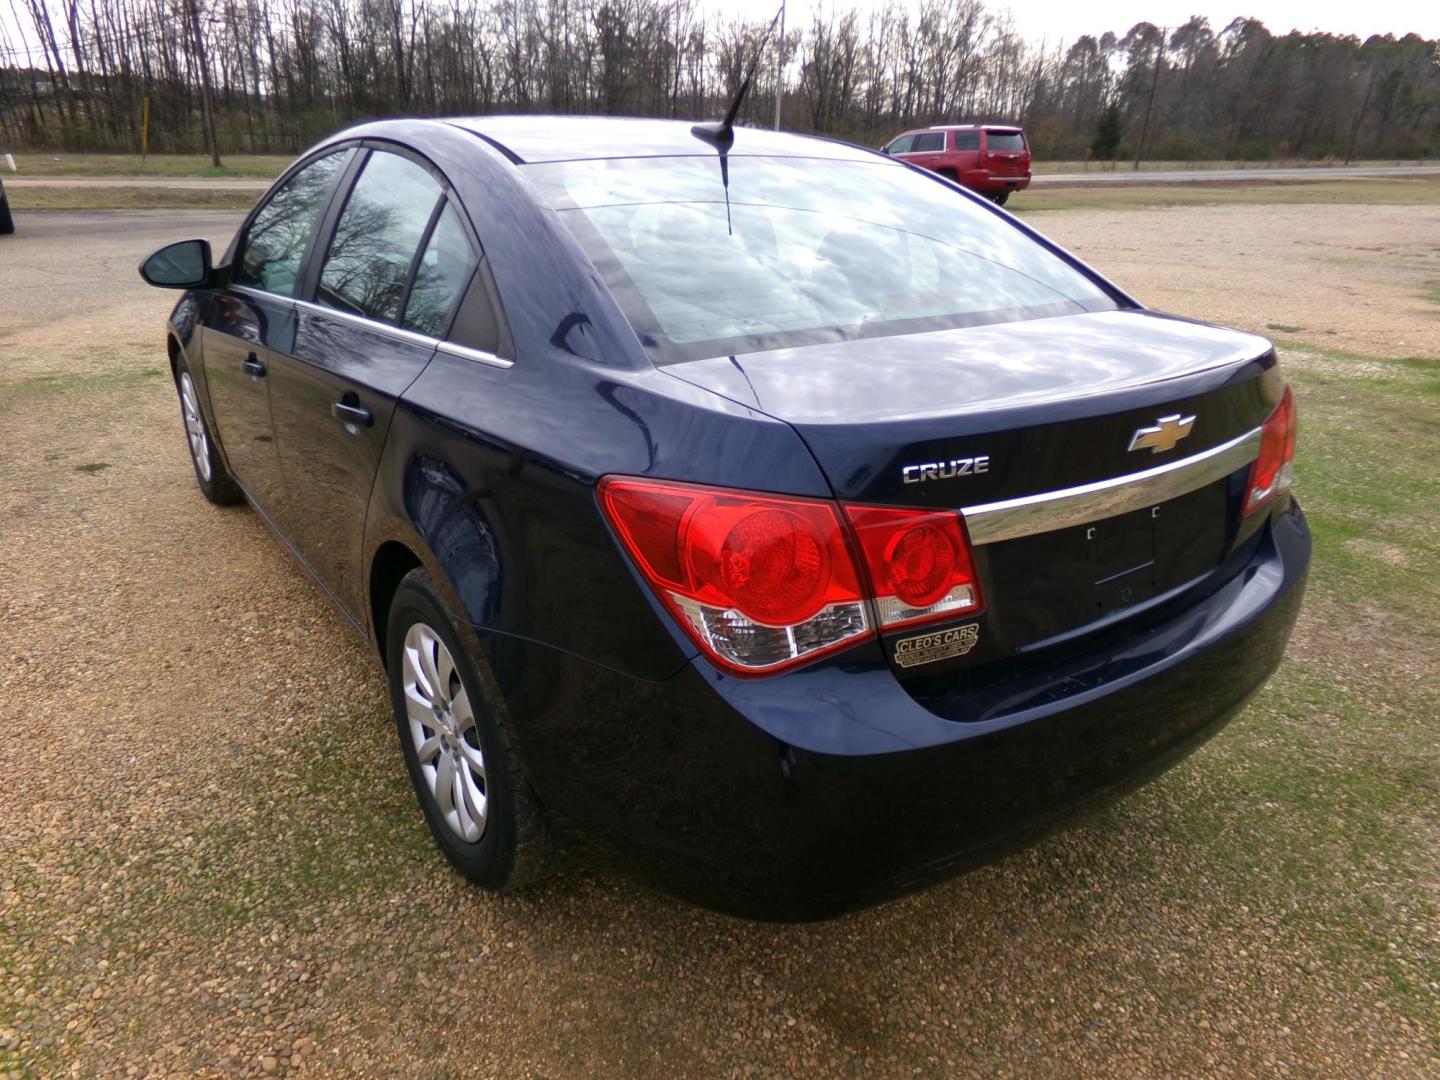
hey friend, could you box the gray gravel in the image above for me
[1,209,1436,1078]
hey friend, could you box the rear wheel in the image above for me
[0,191,14,234]
[992,191,1010,207]
[175,357,243,505]
[386,569,549,890]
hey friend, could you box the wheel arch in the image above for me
[369,539,425,668]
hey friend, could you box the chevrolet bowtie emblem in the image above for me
[1128,414,1196,454]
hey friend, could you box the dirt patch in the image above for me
[1037,202,1440,361]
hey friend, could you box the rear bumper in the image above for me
[964,169,1031,193]
[491,503,1309,920]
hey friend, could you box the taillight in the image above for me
[598,478,870,675]
[843,505,983,630]
[1244,387,1297,515]
[599,477,985,676]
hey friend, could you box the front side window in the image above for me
[402,201,478,337]
[234,150,347,296]
[887,134,915,154]
[528,154,1115,364]
[316,151,443,324]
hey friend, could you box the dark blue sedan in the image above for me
[140,116,1309,920]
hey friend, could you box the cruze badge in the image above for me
[1128,414,1196,454]
[901,455,990,485]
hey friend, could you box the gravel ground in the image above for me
[1,206,1437,1078]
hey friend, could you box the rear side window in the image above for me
[317,151,443,324]
[985,131,1027,152]
[911,132,945,152]
[887,134,915,154]
[235,150,347,296]
[402,201,478,337]
[953,131,981,151]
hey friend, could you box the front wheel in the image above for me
[175,358,243,505]
[386,569,549,890]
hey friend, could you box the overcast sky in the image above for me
[3,0,1438,66]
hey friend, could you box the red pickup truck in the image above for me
[880,125,1032,206]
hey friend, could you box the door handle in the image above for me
[331,399,374,430]
[243,353,266,379]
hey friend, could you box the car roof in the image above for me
[925,124,1024,132]
[446,115,880,165]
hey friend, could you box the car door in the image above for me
[204,149,351,516]
[266,147,481,624]
[904,131,947,172]
[951,130,982,182]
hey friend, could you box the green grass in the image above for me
[6,185,256,212]
[1033,158,1435,175]
[8,152,290,179]
[1012,177,1440,212]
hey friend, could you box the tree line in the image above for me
[1,0,1437,162]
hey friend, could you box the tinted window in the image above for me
[886,134,915,154]
[953,131,981,151]
[986,131,1026,152]
[911,132,945,152]
[530,155,1114,363]
[317,151,443,324]
[402,201,478,337]
[235,151,346,296]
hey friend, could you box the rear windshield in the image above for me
[986,130,1027,152]
[527,154,1111,364]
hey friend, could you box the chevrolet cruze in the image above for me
[140,116,1309,920]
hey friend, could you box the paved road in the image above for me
[8,163,1439,193]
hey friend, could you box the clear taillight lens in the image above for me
[844,505,984,629]
[598,477,871,675]
[1244,387,1297,515]
[599,477,987,676]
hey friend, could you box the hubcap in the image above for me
[179,372,212,482]
[402,623,488,843]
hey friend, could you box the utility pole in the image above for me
[772,0,785,131]
[187,0,221,168]
[1133,27,1165,172]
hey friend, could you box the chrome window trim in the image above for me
[436,341,514,370]
[230,284,513,369]
[231,282,297,308]
[292,296,444,350]
[961,426,1263,546]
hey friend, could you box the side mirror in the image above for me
[139,239,213,289]
[880,145,892,155]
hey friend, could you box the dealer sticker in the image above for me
[893,623,980,668]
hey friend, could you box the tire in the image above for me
[386,569,549,890]
[0,191,14,235]
[174,357,244,505]
[992,191,1010,207]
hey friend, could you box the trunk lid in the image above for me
[666,309,1281,689]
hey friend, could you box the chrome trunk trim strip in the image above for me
[961,426,1263,546]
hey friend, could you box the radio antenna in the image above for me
[691,4,785,153]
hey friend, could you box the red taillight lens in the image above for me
[598,477,870,675]
[1244,387,1297,515]
[844,505,984,630]
[600,477,986,674]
